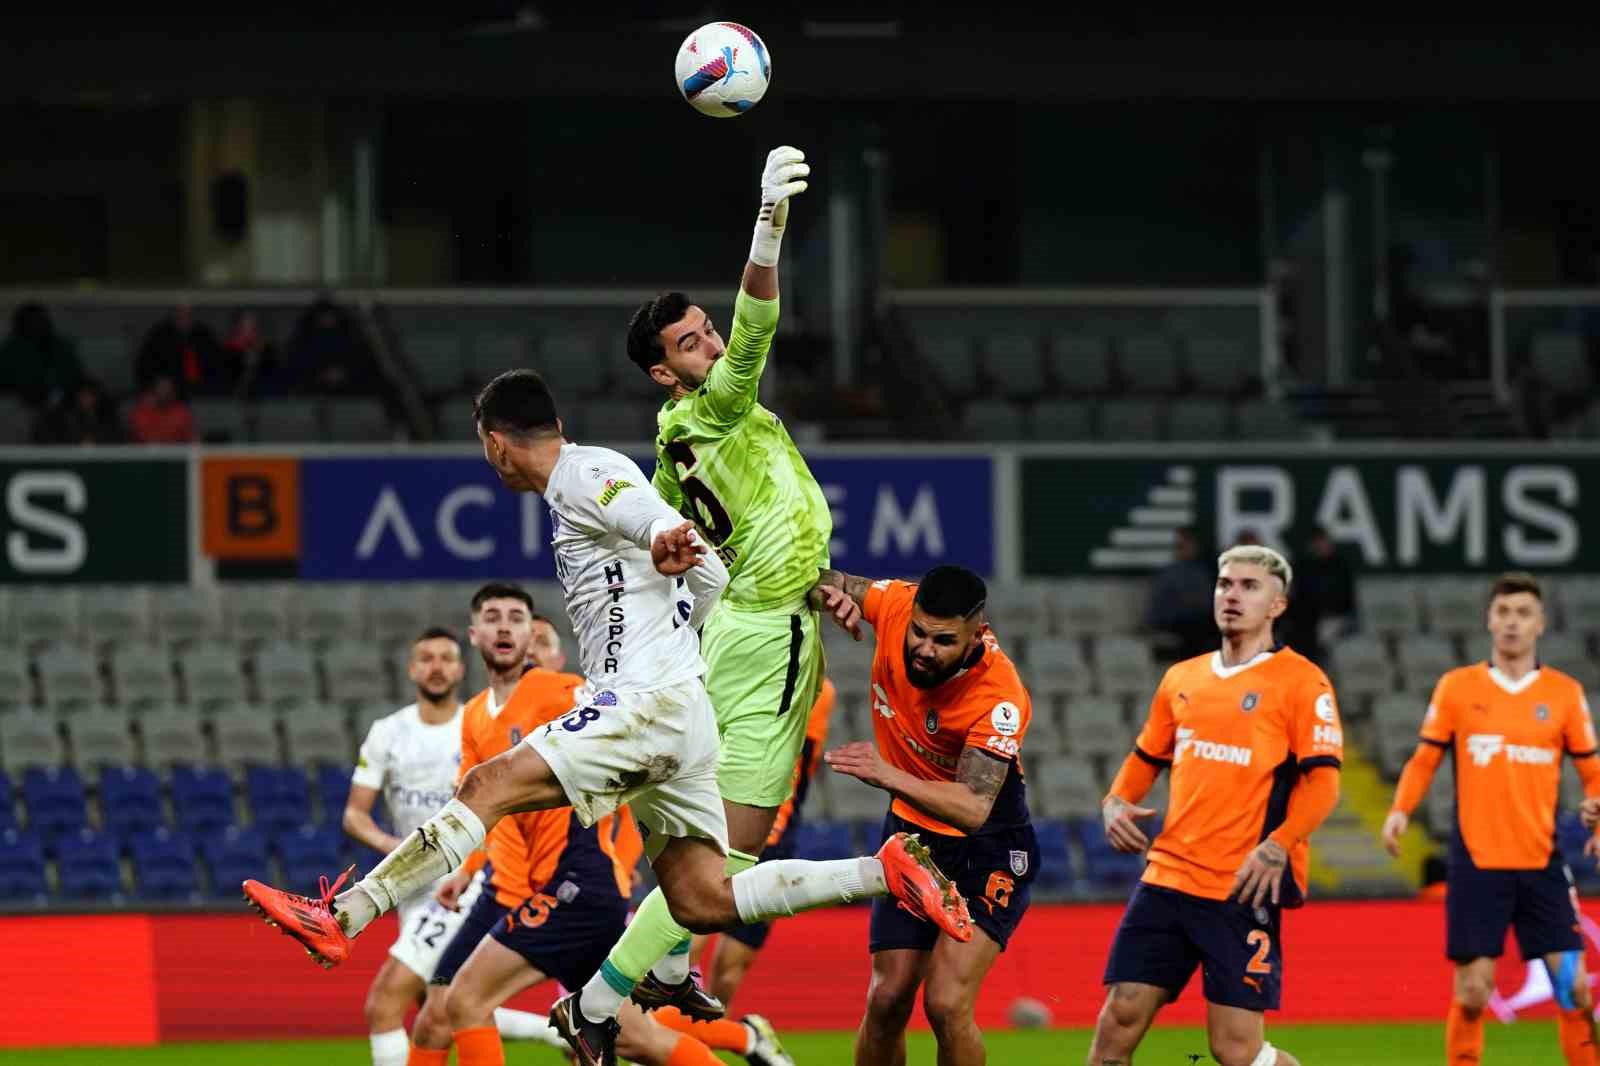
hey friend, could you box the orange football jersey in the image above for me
[766,677,837,847]
[861,580,1032,837]
[458,668,584,906]
[1134,647,1343,905]
[1419,663,1596,870]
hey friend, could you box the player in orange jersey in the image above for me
[403,584,576,1057]
[808,565,1037,1066]
[1384,571,1600,1066]
[1092,545,1343,1066]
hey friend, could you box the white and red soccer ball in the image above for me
[675,22,771,117]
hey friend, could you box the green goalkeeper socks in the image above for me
[579,847,758,1022]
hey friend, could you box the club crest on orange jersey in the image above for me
[509,727,523,745]
[925,709,939,734]
[1536,703,1550,721]
[1241,691,1260,713]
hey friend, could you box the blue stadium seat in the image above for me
[316,764,351,825]
[276,825,345,895]
[792,820,857,860]
[55,828,123,899]
[100,766,165,843]
[129,828,197,901]
[1073,817,1150,887]
[1031,819,1074,892]
[247,766,311,835]
[171,766,235,834]
[201,826,271,898]
[0,828,46,900]
[22,767,88,848]
[0,769,16,833]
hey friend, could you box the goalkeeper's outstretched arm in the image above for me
[742,145,808,300]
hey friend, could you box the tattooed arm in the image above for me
[825,743,1009,833]
[808,568,875,640]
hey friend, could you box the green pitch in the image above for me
[0,1022,1568,1064]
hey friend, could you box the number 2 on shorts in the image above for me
[1246,929,1273,975]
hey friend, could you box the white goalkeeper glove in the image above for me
[750,145,809,268]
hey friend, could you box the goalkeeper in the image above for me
[598,145,836,1022]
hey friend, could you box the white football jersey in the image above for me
[543,442,727,695]
[351,703,464,840]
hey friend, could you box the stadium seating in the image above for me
[282,705,350,770]
[171,766,236,834]
[321,646,391,709]
[1031,820,1074,893]
[1,712,66,774]
[129,828,198,900]
[178,647,249,710]
[1072,817,1150,888]
[202,826,272,898]
[793,820,858,862]
[22,766,89,846]
[100,766,165,842]
[138,710,207,772]
[109,645,178,708]
[55,828,123,899]
[34,645,98,713]
[152,586,220,649]
[0,829,47,900]
[213,708,281,772]
[66,708,136,771]
[252,642,320,709]
[83,586,150,651]
[0,769,16,833]
[246,766,312,835]
[275,824,345,895]
[0,646,31,710]
[316,763,352,825]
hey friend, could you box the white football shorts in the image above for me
[528,677,728,859]
[389,867,488,981]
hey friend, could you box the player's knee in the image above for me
[411,996,453,1049]
[921,982,975,1037]
[1099,985,1150,1032]
[1207,1032,1262,1066]
[863,974,919,1028]
[443,986,481,1032]
[664,886,734,934]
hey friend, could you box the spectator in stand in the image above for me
[223,310,277,396]
[33,377,124,446]
[0,302,83,408]
[1283,525,1358,668]
[285,295,378,394]
[136,304,233,399]
[1145,525,1216,661]
[127,375,194,444]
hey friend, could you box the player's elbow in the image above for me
[339,808,362,837]
[951,801,991,835]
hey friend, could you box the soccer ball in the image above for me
[675,22,771,118]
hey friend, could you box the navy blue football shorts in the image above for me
[1103,882,1283,1012]
[868,811,1039,954]
[430,885,511,987]
[1446,850,1582,962]
[490,879,630,991]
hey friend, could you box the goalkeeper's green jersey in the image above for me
[652,290,831,610]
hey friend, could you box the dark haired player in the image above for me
[811,564,1038,1066]
[243,366,971,1066]
[615,145,843,1024]
[1386,571,1600,1066]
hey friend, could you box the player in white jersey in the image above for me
[345,624,559,1066]
[345,627,471,1066]
[243,369,970,1066]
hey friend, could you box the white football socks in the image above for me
[494,1008,563,1047]
[335,799,486,937]
[368,1028,408,1066]
[731,857,888,924]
